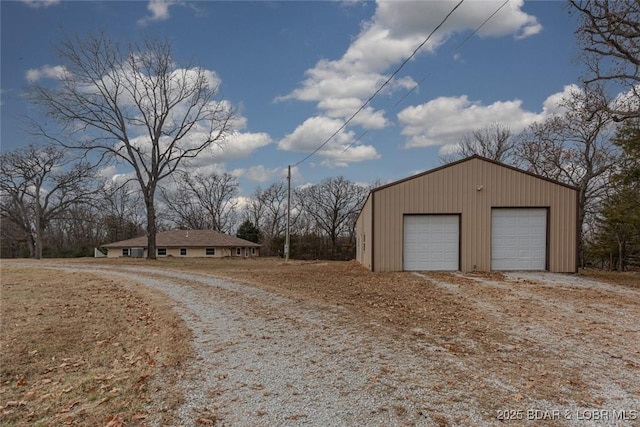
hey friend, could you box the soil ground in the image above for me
[1,257,639,426]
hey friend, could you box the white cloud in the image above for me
[21,0,60,8]
[231,165,298,184]
[461,0,542,40]
[278,116,353,152]
[398,87,577,150]
[137,0,184,26]
[233,196,252,211]
[438,143,462,157]
[277,116,380,167]
[277,0,543,165]
[398,95,537,148]
[317,98,388,129]
[281,1,541,107]
[215,131,272,160]
[540,84,581,116]
[318,144,381,168]
[118,129,268,182]
[185,131,272,168]
[25,65,68,82]
[611,84,640,115]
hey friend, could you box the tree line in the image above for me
[0,159,368,260]
[1,1,638,268]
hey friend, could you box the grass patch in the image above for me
[0,267,192,426]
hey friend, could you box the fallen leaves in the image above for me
[1,267,192,426]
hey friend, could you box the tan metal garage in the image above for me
[355,155,578,273]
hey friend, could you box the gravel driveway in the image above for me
[23,263,640,426]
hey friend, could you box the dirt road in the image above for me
[5,260,639,426]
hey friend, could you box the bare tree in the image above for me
[242,182,291,256]
[243,192,266,237]
[0,144,101,259]
[515,88,618,265]
[443,123,515,163]
[101,180,146,243]
[570,0,640,120]
[28,33,234,259]
[161,172,238,233]
[46,204,103,257]
[296,176,368,259]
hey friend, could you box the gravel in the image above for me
[82,267,486,426]
[9,262,640,427]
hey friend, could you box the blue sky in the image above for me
[1,0,583,200]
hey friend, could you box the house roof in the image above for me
[101,229,261,248]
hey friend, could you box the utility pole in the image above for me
[285,165,291,262]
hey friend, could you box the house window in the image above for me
[180,248,187,256]
[251,247,256,255]
[245,248,249,257]
[122,248,130,257]
[205,247,215,256]
[236,247,241,256]
[157,248,167,256]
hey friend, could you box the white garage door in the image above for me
[403,215,459,271]
[491,208,547,270]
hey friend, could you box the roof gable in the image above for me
[371,155,578,194]
[102,229,261,248]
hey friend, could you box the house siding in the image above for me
[107,246,260,258]
[356,157,577,273]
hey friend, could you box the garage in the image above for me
[403,215,459,271]
[356,155,577,273]
[491,208,547,270]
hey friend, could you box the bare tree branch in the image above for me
[0,144,102,259]
[570,0,640,120]
[515,87,619,265]
[442,122,515,164]
[27,33,234,258]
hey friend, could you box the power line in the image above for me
[454,0,510,52]
[343,0,510,154]
[391,0,511,110]
[292,0,465,168]
[341,130,369,154]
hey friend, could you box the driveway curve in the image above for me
[7,262,639,427]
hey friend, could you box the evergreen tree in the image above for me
[236,220,261,244]
[591,121,640,270]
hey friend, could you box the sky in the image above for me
[1,0,584,201]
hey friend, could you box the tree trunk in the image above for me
[34,200,43,259]
[576,186,588,268]
[27,233,36,259]
[145,188,157,260]
[617,238,625,272]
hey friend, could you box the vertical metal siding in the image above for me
[371,157,577,272]
[355,195,373,269]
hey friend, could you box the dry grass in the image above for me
[0,267,192,426]
[86,257,638,416]
[579,268,640,288]
[2,257,638,425]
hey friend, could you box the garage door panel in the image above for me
[492,209,546,271]
[403,215,459,271]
